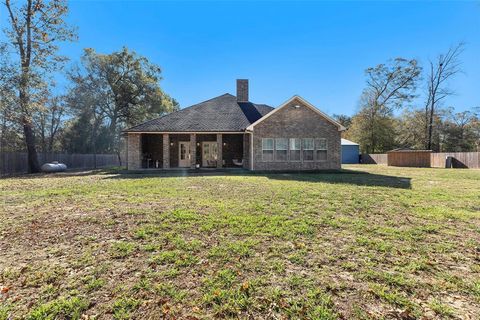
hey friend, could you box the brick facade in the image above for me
[251,97,341,171]
[162,134,170,168]
[127,133,142,170]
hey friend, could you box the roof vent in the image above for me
[236,79,249,102]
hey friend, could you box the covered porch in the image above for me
[127,133,247,169]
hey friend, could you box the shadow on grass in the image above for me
[101,168,412,189]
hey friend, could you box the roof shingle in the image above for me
[125,93,273,132]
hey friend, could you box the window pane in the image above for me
[316,150,327,161]
[276,150,288,161]
[289,138,301,150]
[263,150,274,161]
[290,150,301,161]
[303,138,314,150]
[303,150,314,161]
[315,138,327,150]
[275,138,288,150]
[262,138,274,150]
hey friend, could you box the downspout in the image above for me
[248,130,254,171]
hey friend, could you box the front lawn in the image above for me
[0,165,479,319]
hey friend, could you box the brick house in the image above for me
[124,79,345,171]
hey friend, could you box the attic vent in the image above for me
[293,105,301,109]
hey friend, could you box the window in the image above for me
[289,138,301,161]
[316,138,327,161]
[262,138,274,161]
[303,138,314,161]
[275,138,288,161]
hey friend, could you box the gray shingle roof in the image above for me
[125,93,274,132]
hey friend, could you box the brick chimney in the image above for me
[236,79,249,102]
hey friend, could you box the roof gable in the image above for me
[246,95,346,131]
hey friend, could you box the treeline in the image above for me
[334,43,479,154]
[0,0,178,172]
[1,1,478,173]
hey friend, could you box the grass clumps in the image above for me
[26,296,88,320]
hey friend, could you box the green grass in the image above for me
[0,165,479,319]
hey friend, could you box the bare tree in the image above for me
[3,0,76,172]
[425,43,464,150]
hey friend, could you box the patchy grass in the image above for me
[1,165,479,319]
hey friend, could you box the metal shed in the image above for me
[341,139,360,164]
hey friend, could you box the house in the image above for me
[341,138,360,164]
[124,79,346,171]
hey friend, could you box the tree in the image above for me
[75,47,178,161]
[35,95,66,154]
[440,109,478,152]
[347,105,397,153]
[3,0,76,172]
[424,43,464,151]
[66,47,179,162]
[332,114,352,131]
[395,109,427,149]
[0,43,20,172]
[471,108,480,151]
[63,67,109,163]
[350,58,421,153]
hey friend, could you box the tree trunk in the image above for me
[19,72,41,172]
[117,150,122,167]
[0,112,6,175]
[23,117,40,173]
[427,99,435,150]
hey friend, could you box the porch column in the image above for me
[127,133,141,170]
[190,133,197,168]
[217,133,223,168]
[162,134,170,168]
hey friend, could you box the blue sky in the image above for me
[2,1,479,116]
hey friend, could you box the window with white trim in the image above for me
[262,138,274,161]
[275,138,288,161]
[289,138,301,161]
[303,138,314,161]
[315,138,327,161]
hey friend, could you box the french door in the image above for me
[202,142,218,167]
[178,142,191,167]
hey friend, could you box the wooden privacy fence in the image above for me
[361,151,480,168]
[360,153,388,165]
[431,152,480,169]
[387,150,432,167]
[0,152,124,176]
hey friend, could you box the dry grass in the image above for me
[0,165,479,319]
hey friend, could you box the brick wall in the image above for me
[251,98,341,171]
[127,133,142,170]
